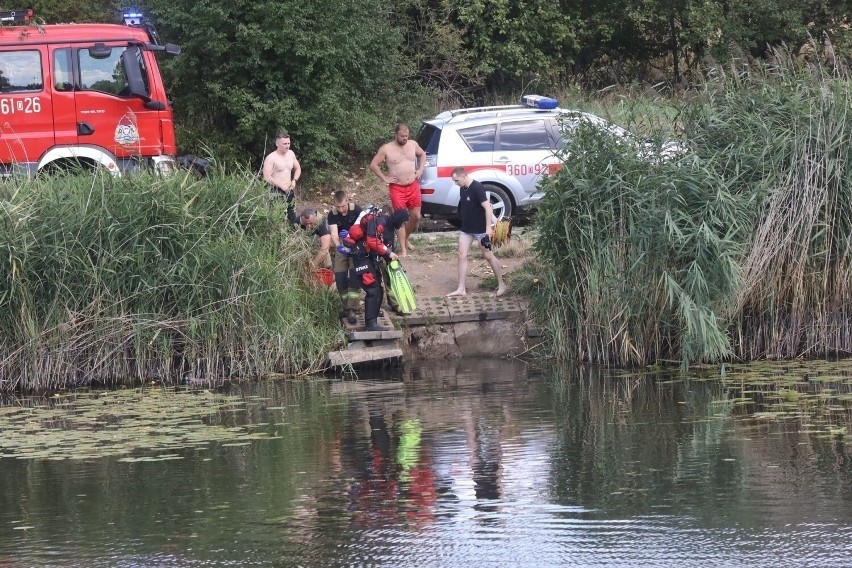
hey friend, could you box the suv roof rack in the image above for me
[447,104,524,117]
[432,102,561,123]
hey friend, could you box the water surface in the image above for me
[1,359,851,566]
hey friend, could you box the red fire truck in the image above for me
[0,9,180,176]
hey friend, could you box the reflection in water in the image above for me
[470,415,502,502]
[0,358,851,566]
[346,408,437,530]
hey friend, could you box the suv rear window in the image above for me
[416,123,441,154]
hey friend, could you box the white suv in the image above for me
[416,95,677,222]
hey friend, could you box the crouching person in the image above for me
[341,210,399,332]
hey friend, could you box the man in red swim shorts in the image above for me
[370,123,426,256]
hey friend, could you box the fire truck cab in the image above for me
[0,9,179,176]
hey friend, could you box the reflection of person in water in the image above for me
[466,414,503,503]
[473,425,502,500]
[348,409,398,525]
[348,409,437,528]
[397,418,436,527]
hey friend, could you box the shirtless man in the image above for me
[263,131,302,199]
[369,123,425,256]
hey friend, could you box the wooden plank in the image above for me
[347,329,403,341]
[327,346,403,367]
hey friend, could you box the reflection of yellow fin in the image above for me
[397,418,422,480]
[386,259,416,315]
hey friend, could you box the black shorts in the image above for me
[269,186,294,202]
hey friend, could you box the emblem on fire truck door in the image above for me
[114,112,140,145]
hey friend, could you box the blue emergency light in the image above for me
[521,95,558,110]
[122,11,145,26]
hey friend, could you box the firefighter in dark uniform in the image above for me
[341,207,401,331]
[327,190,363,324]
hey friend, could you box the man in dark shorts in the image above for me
[264,131,301,227]
[445,167,506,297]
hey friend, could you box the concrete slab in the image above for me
[447,295,521,322]
[344,312,403,341]
[526,323,545,337]
[397,296,452,325]
[392,294,525,326]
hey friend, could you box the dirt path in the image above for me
[299,171,534,298]
[402,231,530,299]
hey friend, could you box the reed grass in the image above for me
[532,44,852,367]
[690,46,852,361]
[534,125,741,368]
[0,169,342,392]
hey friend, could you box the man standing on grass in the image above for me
[263,131,302,200]
[369,123,425,257]
[264,131,302,227]
[446,167,506,297]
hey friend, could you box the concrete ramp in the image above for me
[326,295,529,369]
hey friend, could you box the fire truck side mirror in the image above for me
[89,43,113,59]
[122,47,150,100]
[144,42,181,56]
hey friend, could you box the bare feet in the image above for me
[405,241,416,253]
[495,287,507,297]
[446,289,466,297]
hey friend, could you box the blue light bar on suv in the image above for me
[521,95,558,110]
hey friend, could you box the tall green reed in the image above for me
[533,45,852,366]
[534,124,742,367]
[0,170,341,392]
[687,48,852,360]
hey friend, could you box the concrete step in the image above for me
[342,312,402,341]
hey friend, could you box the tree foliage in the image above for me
[142,0,434,171]
[450,0,581,89]
[27,0,852,169]
[31,0,117,23]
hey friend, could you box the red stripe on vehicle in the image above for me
[435,165,506,178]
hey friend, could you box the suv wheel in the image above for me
[482,183,512,222]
